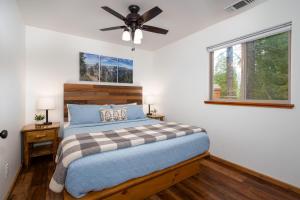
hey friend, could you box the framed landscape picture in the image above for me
[100,56,118,83]
[79,52,100,82]
[118,58,133,83]
[79,52,133,84]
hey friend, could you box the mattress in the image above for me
[63,119,210,198]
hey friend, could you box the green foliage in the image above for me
[100,66,118,82]
[246,32,289,100]
[213,32,289,101]
[80,53,87,76]
[35,114,45,121]
[214,52,239,98]
[80,53,99,81]
[118,67,133,83]
[89,67,95,76]
[80,74,91,81]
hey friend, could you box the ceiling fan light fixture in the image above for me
[100,5,168,48]
[134,28,143,40]
[133,36,142,44]
[122,30,131,41]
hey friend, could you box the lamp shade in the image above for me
[122,30,131,41]
[133,36,141,44]
[145,95,155,105]
[37,97,55,110]
[134,28,143,40]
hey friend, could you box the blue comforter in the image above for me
[63,119,210,198]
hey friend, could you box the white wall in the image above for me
[25,26,156,125]
[0,0,25,199]
[153,0,300,187]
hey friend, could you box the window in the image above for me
[207,25,292,108]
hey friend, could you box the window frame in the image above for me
[207,31,293,108]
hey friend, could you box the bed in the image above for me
[54,84,210,200]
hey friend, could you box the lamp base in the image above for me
[148,104,151,116]
[44,109,52,125]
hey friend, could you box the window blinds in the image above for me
[207,22,292,52]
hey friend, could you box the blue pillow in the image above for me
[111,104,145,120]
[68,104,111,125]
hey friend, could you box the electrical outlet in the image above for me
[4,162,8,179]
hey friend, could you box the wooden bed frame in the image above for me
[63,83,210,200]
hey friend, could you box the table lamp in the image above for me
[37,97,55,125]
[145,95,155,116]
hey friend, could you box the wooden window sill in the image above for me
[204,100,294,109]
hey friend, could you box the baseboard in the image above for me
[210,155,300,195]
[4,164,22,200]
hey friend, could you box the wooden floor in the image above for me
[9,155,300,200]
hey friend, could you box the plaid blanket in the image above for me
[49,122,205,193]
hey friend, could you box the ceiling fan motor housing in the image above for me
[128,5,140,13]
[126,5,143,30]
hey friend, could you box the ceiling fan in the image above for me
[100,5,168,46]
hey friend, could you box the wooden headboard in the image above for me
[64,83,143,121]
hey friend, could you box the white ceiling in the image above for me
[17,0,267,51]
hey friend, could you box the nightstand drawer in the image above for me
[26,130,56,143]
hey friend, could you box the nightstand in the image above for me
[21,122,60,168]
[147,114,165,121]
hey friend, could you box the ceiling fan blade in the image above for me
[142,25,168,34]
[141,6,162,23]
[100,26,126,31]
[101,6,126,21]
